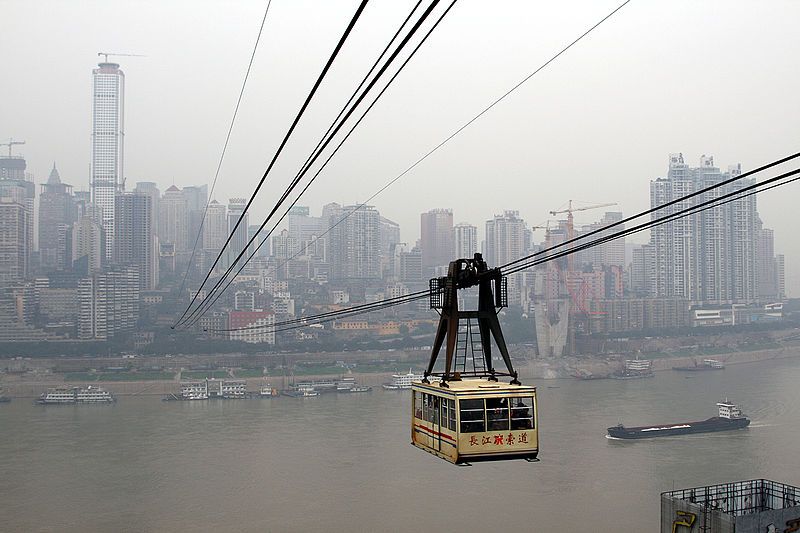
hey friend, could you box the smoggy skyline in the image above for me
[3,0,799,292]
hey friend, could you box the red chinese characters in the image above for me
[493,434,504,445]
[519,432,528,444]
[469,436,479,447]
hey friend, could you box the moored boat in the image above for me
[673,359,725,371]
[607,400,749,439]
[36,386,116,405]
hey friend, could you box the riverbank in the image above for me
[3,344,798,398]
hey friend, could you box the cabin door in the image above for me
[433,396,442,452]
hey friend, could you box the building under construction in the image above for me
[661,479,800,532]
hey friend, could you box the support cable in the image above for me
[246,0,635,294]
[176,0,274,304]
[184,0,456,326]
[174,0,371,328]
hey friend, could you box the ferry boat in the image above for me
[673,359,725,371]
[382,370,437,390]
[36,386,116,405]
[607,400,749,440]
[282,384,320,398]
[344,385,372,393]
[611,358,654,380]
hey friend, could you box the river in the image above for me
[1,355,799,532]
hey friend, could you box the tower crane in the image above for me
[548,200,617,354]
[549,200,617,273]
[97,52,146,63]
[0,138,25,158]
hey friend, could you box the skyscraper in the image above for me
[114,192,157,290]
[0,198,28,283]
[453,223,477,259]
[39,164,77,271]
[225,198,249,270]
[158,185,189,252]
[91,61,125,261]
[649,154,758,304]
[420,208,454,274]
[202,200,227,253]
[485,210,528,304]
[0,151,35,274]
[328,204,382,280]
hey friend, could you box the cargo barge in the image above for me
[607,401,749,439]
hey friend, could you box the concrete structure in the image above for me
[114,192,157,290]
[453,222,477,259]
[661,479,800,533]
[39,164,77,271]
[0,158,34,276]
[650,154,758,304]
[420,208,454,274]
[91,62,125,260]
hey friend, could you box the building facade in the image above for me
[114,192,157,290]
[420,208,454,274]
[39,164,77,271]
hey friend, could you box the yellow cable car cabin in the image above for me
[412,379,538,464]
[412,254,539,464]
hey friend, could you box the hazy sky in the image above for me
[3,1,800,293]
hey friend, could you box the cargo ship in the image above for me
[607,400,749,439]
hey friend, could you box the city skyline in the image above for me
[3,1,799,292]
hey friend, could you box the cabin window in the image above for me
[486,397,510,431]
[459,398,485,433]
[511,396,535,430]
[421,393,440,424]
[414,391,423,419]
[441,398,457,431]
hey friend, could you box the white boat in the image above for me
[259,384,277,397]
[382,370,438,390]
[37,386,115,404]
[282,384,320,398]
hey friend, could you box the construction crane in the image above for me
[549,200,617,272]
[97,52,146,63]
[0,138,25,158]
[547,200,617,354]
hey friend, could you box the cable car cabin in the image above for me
[411,379,538,464]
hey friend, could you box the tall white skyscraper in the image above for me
[91,61,125,261]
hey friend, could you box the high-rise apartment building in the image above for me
[203,200,227,252]
[91,61,125,261]
[72,216,103,274]
[650,154,758,304]
[159,185,189,252]
[420,209,454,274]
[576,212,626,268]
[485,210,528,304]
[133,182,160,235]
[78,265,139,340]
[114,192,157,290]
[453,223,477,259]
[0,198,29,283]
[0,153,34,274]
[328,204,381,280]
[39,164,77,271]
[225,198,249,270]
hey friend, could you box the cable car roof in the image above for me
[413,379,536,393]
